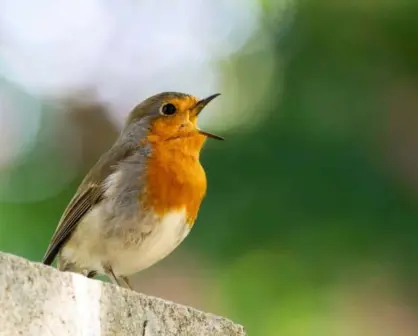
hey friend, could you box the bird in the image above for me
[42,91,223,290]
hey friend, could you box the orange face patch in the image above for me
[147,95,201,142]
[169,96,199,114]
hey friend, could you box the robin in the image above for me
[42,92,223,290]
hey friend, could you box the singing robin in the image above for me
[42,92,223,290]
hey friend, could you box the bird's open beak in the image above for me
[194,93,224,141]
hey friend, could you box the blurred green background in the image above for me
[2,1,418,335]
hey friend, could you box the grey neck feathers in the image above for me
[114,117,151,149]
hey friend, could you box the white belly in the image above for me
[107,210,190,275]
[62,207,190,276]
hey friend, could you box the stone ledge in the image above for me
[0,252,245,336]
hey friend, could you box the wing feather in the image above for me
[42,144,136,265]
[42,184,103,265]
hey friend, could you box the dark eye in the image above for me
[160,103,177,116]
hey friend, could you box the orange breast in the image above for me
[142,133,207,226]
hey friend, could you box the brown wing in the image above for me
[42,144,136,265]
[42,183,103,265]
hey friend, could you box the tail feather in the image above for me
[42,244,60,266]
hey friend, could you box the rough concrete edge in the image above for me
[0,252,246,335]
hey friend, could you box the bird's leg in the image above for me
[120,276,133,290]
[103,264,132,290]
[103,265,120,286]
[86,270,97,279]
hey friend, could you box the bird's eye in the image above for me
[160,103,177,116]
